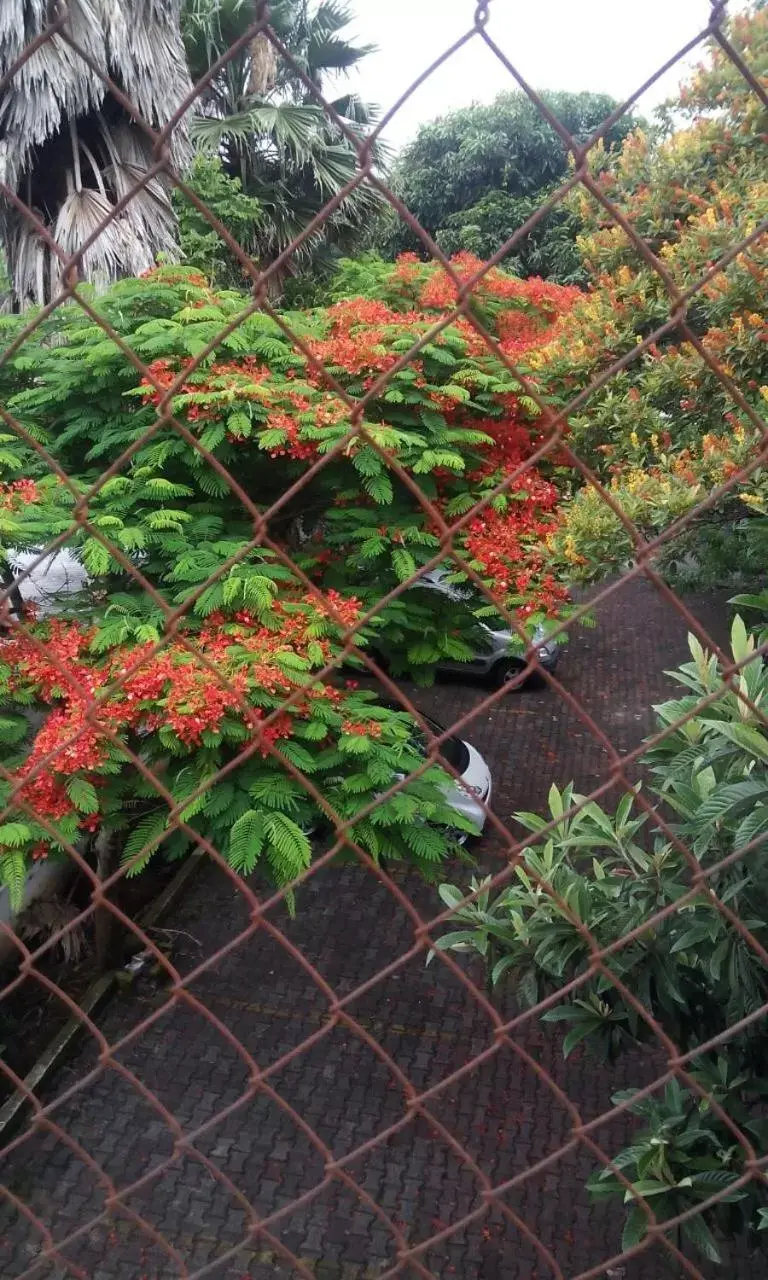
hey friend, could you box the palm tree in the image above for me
[0,0,193,308]
[181,0,383,282]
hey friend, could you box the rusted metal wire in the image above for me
[0,2,766,1277]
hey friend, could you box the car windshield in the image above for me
[414,715,470,774]
[378,699,471,772]
[418,576,512,634]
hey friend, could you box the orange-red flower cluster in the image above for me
[139,355,272,426]
[0,479,40,510]
[464,470,567,617]
[341,720,382,738]
[3,590,363,828]
[306,297,426,380]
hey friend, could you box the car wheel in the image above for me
[491,659,544,691]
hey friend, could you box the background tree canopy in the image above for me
[374,90,640,283]
[541,3,768,592]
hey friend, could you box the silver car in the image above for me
[415,568,561,689]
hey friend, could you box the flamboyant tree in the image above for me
[0,255,577,900]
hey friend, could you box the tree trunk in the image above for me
[93,829,120,972]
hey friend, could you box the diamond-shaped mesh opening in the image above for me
[1,2,767,1278]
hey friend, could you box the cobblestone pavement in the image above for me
[0,578,745,1280]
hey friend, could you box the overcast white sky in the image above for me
[344,0,750,149]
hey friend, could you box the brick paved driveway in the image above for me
[0,578,743,1279]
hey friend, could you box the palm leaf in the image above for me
[331,92,378,126]
[192,102,325,161]
[9,219,49,309]
[181,0,254,79]
[53,187,134,290]
[303,141,360,194]
[180,0,379,283]
[304,1,374,79]
[307,32,374,78]
[98,122,178,251]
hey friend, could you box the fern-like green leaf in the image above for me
[228,809,266,875]
[121,811,169,876]
[66,777,99,814]
[0,822,33,848]
[392,548,417,582]
[249,776,306,812]
[1,852,26,912]
[264,813,311,885]
[81,538,114,576]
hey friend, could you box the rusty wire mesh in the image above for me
[0,0,767,1276]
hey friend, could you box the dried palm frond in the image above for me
[10,218,50,310]
[98,122,178,252]
[0,0,193,307]
[16,896,89,967]
[53,186,142,293]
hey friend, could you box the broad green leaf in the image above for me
[621,1204,649,1252]
[681,1213,722,1263]
[707,721,768,764]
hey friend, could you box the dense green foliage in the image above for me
[173,154,265,291]
[434,11,768,1262]
[436,616,768,1263]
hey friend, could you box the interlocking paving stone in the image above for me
[1,579,746,1278]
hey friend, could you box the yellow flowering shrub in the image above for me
[552,433,758,583]
[531,4,768,589]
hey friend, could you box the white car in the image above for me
[11,549,87,612]
[399,703,492,837]
[414,567,561,689]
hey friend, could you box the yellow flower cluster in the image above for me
[562,534,586,566]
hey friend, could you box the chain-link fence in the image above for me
[0,1,767,1276]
